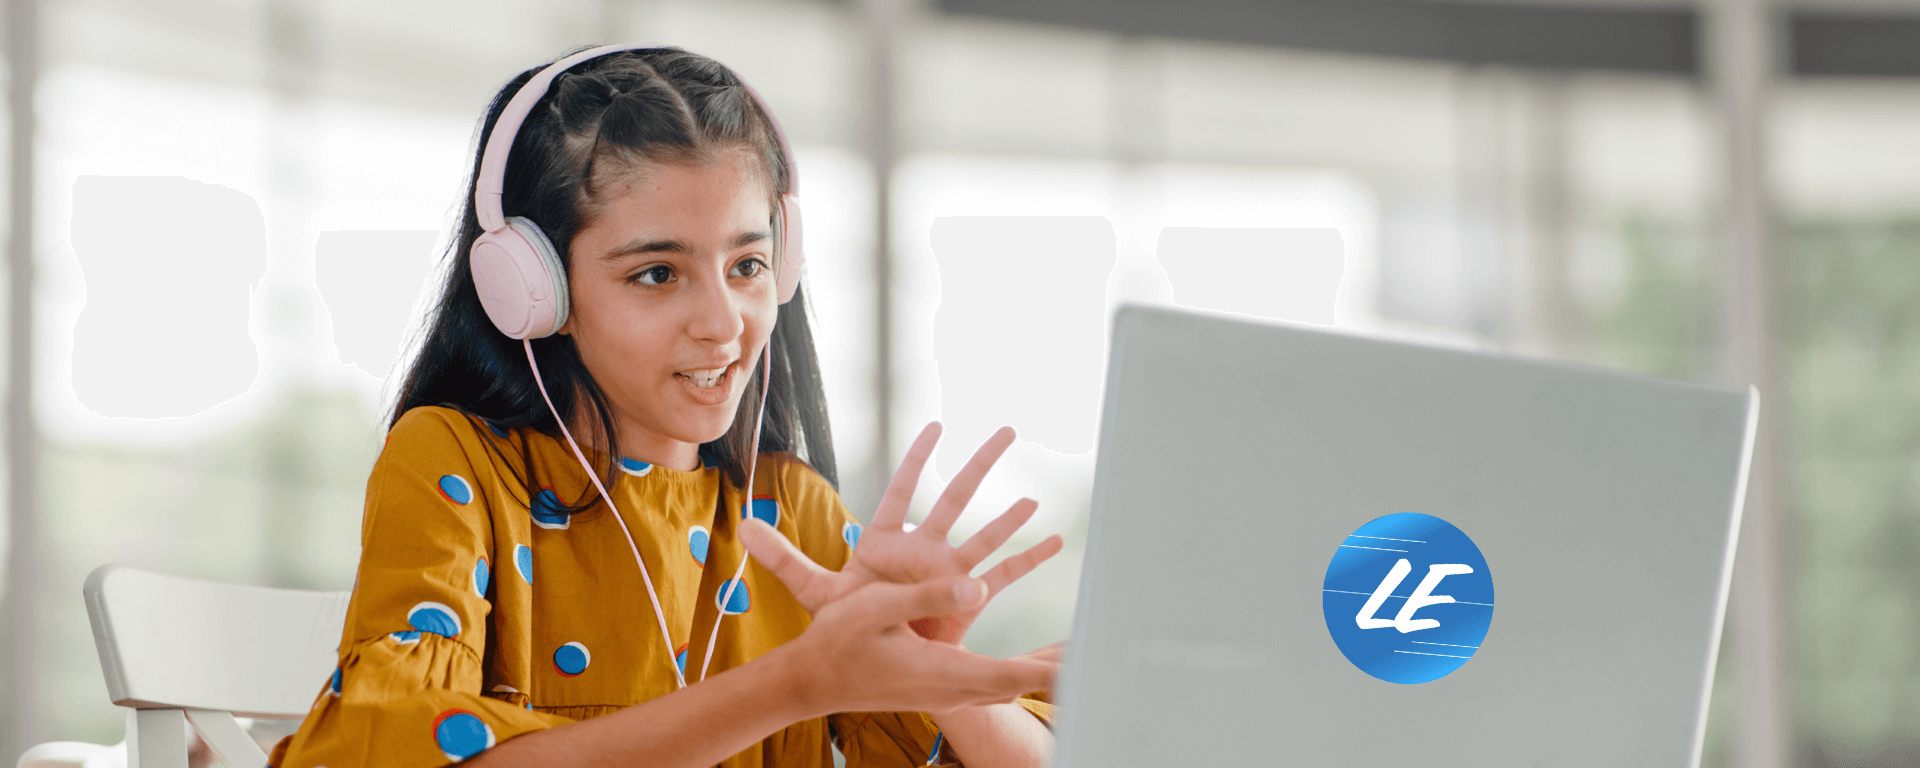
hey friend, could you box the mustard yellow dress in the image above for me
[271,406,1051,767]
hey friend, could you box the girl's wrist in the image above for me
[758,637,835,720]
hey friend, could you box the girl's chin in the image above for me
[669,410,744,447]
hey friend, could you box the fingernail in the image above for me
[954,579,986,606]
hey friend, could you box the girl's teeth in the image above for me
[681,368,727,388]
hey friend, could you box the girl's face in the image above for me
[560,149,777,471]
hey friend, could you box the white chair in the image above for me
[16,565,350,768]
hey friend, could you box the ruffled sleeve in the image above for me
[772,459,1055,767]
[272,408,571,767]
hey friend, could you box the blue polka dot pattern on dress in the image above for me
[743,495,779,527]
[554,641,591,677]
[688,525,710,567]
[389,630,421,644]
[619,457,653,477]
[716,579,751,615]
[843,521,863,550]
[432,709,495,761]
[473,556,490,598]
[329,667,342,697]
[438,475,474,505]
[407,602,461,638]
[531,487,568,530]
[514,544,533,584]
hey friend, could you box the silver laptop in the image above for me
[1053,305,1756,768]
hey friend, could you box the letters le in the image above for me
[1354,559,1474,633]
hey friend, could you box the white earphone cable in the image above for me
[523,339,689,690]
[518,218,788,690]
[698,342,773,683]
[694,207,790,683]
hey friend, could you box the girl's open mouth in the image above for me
[674,362,735,405]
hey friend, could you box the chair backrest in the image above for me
[85,565,350,718]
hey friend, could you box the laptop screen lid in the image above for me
[1053,306,1756,768]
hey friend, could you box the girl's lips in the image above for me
[674,361,735,406]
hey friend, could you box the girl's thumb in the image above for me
[952,578,987,609]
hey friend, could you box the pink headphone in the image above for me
[468,43,806,340]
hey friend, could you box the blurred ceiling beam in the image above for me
[1791,11,1920,76]
[941,0,1695,71]
[939,0,1920,77]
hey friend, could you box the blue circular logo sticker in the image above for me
[1322,513,1494,684]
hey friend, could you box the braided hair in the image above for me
[393,46,837,515]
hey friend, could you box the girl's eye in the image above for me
[631,265,673,286]
[731,257,769,279]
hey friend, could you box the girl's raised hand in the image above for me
[739,422,1064,645]
[778,576,1057,716]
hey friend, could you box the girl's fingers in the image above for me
[814,586,1056,713]
[848,576,988,635]
[871,423,942,533]
[738,518,838,612]
[916,643,1058,703]
[1013,641,1067,665]
[979,534,1065,597]
[953,497,1039,570]
[951,655,1058,702]
[917,426,1016,539]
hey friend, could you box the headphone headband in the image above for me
[469,44,805,340]
[476,44,801,230]
[475,44,651,232]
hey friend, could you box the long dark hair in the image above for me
[392,46,838,515]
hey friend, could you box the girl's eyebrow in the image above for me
[603,230,771,261]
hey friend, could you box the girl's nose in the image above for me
[686,269,746,342]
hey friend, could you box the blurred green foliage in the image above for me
[1593,212,1920,768]
[1592,214,1713,383]
[1784,215,1920,768]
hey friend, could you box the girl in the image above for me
[271,45,1063,768]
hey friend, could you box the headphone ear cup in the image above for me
[471,216,570,339]
[776,194,803,305]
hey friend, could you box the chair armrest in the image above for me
[16,741,116,768]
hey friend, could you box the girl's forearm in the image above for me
[929,702,1054,768]
[465,642,826,768]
